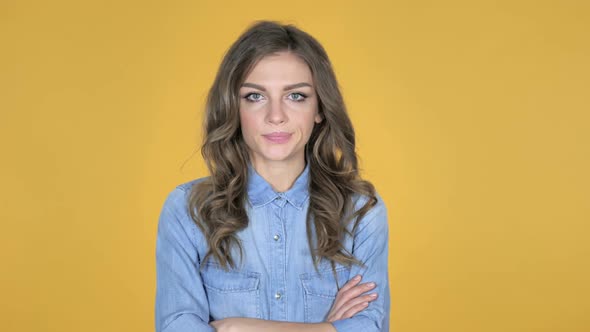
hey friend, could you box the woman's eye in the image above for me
[244,93,264,102]
[288,92,307,102]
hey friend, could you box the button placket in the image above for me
[269,196,287,320]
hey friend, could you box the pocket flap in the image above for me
[300,266,351,298]
[201,263,260,293]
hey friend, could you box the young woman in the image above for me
[155,21,390,332]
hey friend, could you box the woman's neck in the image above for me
[251,159,306,193]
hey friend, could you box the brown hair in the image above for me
[189,20,377,274]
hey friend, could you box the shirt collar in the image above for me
[247,163,310,210]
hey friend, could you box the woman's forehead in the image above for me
[242,52,314,87]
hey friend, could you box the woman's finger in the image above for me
[328,282,378,321]
[334,281,376,311]
[334,292,379,319]
[338,274,362,293]
[331,275,363,311]
[341,301,370,319]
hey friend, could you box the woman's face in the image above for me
[239,51,322,170]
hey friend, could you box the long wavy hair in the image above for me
[189,20,377,274]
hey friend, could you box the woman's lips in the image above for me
[263,132,292,144]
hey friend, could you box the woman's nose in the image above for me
[266,100,287,125]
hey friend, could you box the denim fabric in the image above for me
[155,163,390,331]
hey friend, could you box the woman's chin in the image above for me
[256,150,301,164]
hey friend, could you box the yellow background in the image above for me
[1,0,589,331]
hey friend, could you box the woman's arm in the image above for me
[211,274,378,331]
[331,196,390,332]
[155,187,215,332]
[211,318,336,332]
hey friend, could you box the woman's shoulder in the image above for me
[173,176,210,194]
[160,176,210,216]
[350,190,387,214]
[158,177,211,243]
[348,190,389,234]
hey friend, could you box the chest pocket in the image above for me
[200,262,261,320]
[300,264,352,323]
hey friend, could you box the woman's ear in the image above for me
[314,112,324,124]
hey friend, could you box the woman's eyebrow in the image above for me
[241,82,313,91]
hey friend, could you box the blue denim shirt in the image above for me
[155,163,390,331]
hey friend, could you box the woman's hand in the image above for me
[325,275,378,322]
[211,318,244,332]
[210,318,231,331]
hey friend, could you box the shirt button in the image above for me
[275,292,282,299]
[273,234,280,241]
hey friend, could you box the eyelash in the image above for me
[242,92,307,103]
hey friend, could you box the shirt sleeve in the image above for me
[155,187,215,332]
[331,194,391,332]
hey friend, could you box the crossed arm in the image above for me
[210,273,379,332]
[155,188,389,332]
